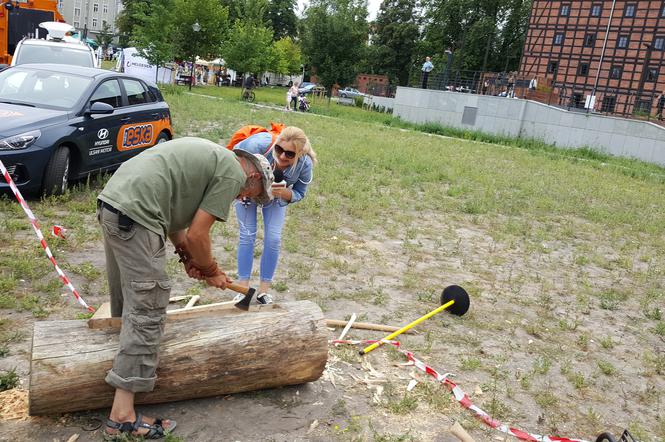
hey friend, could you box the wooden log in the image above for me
[29,301,327,415]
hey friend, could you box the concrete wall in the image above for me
[394,87,665,167]
[366,96,395,113]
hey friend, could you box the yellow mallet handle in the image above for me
[359,299,455,355]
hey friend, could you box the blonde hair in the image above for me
[277,126,317,165]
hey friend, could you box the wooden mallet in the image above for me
[359,285,470,355]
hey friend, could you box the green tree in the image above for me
[95,21,115,51]
[421,0,530,73]
[172,0,230,63]
[116,0,151,47]
[223,20,275,75]
[267,0,298,40]
[301,0,368,95]
[130,0,176,77]
[373,0,420,85]
[271,37,302,75]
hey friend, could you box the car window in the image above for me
[90,79,122,108]
[15,43,94,67]
[0,68,92,109]
[122,79,148,106]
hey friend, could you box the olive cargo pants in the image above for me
[98,204,171,393]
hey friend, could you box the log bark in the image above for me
[29,301,327,415]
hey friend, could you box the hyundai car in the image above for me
[0,64,173,196]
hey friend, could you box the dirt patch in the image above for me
[1,201,663,442]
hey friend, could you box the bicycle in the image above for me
[242,89,256,103]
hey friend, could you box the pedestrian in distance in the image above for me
[99,137,274,439]
[421,56,434,89]
[289,82,300,111]
[232,126,317,305]
[656,92,665,121]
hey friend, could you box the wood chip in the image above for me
[66,435,80,442]
[406,379,418,391]
[0,388,30,421]
[307,419,319,434]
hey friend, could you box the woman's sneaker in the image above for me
[257,293,274,304]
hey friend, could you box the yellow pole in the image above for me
[359,300,455,355]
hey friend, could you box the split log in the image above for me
[29,301,327,415]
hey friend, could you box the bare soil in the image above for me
[1,198,663,442]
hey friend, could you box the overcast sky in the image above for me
[296,0,383,21]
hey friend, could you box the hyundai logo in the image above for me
[98,128,109,139]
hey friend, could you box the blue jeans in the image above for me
[235,200,287,282]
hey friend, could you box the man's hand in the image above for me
[205,269,232,289]
[184,261,203,280]
[271,186,291,201]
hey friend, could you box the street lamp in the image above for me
[189,21,200,91]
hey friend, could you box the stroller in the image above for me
[298,94,310,112]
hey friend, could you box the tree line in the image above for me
[117,0,531,93]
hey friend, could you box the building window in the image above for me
[577,63,590,76]
[560,3,571,16]
[547,60,559,74]
[610,66,622,79]
[584,33,596,47]
[601,96,616,113]
[654,37,665,50]
[74,21,80,28]
[591,3,602,17]
[646,67,659,81]
[92,18,98,28]
[103,4,108,13]
[74,7,80,16]
[624,3,636,17]
[617,35,629,48]
[93,3,99,12]
[553,33,564,45]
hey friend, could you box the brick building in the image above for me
[520,1,665,117]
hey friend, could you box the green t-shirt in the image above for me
[99,137,245,236]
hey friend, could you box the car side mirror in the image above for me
[87,102,114,115]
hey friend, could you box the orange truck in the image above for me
[0,0,64,65]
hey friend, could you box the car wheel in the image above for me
[42,146,70,196]
[340,93,346,98]
[156,132,169,144]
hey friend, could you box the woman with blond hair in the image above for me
[232,126,317,304]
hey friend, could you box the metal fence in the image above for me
[410,69,665,124]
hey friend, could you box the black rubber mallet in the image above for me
[360,285,470,355]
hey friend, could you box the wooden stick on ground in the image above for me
[335,313,357,344]
[184,295,200,309]
[449,421,476,442]
[325,319,415,334]
[169,295,191,303]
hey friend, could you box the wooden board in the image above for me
[30,301,327,415]
[88,301,277,330]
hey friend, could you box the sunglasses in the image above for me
[274,144,296,159]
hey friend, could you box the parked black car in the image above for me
[0,64,173,196]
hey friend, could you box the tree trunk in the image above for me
[29,301,328,415]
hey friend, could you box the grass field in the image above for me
[1,86,664,441]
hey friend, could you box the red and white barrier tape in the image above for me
[0,159,94,312]
[332,339,590,442]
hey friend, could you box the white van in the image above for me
[11,22,98,69]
